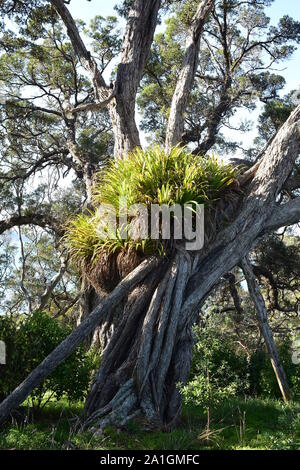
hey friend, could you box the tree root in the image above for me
[80,379,140,432]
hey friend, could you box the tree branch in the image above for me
[0,213,62,236]
[111,0,162,157]
[241,256,292,402]
[165,0,215,151]
[36,254,68,311]
[67,94,115,116]
[265,197,300,232]
[49,0,108,100]
[183,104,300,315]
[0,256,160,425]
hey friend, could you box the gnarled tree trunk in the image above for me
[0,104,299,429]
[82,253,192,429]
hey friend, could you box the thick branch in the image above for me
[165,0,215,151]
[283,175,300,193]
[265,197,300,232]
[183,104,300,314]
[224,272,244,317]
[0,213,62,236]
[112,0,162,157]
[37,255,68,311]
[67,94,115,116]
[51,0,161,158]
[50,0,108,99]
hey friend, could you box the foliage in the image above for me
[0,312,93,407]
[182,325,249,411]
[139,0,300,151]
[64,145,237,264]
[95,146,236,207]
[249,338,300,400]
[182,323,300,410]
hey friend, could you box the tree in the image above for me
[0,0,300,430]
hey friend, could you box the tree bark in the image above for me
[81,98,299,426]
[112,0,162,158]
[241,257,292,402]
[0,105,299,429]
[183,104,300,314]
[2,0,300,426]
[82,252,192,430]
[165,0,215,151]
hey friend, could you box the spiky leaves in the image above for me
[64,146,237,270]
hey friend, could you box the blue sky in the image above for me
[69,0,300,93]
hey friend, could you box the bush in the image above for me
[249,337,300,400]
[183,326,300,410]
[0,311,93,408]
[182,326,249,412]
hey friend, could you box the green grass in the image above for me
[1,398,299,450]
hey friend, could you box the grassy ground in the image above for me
[0,398,299,450]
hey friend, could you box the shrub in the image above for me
[249,337,300,399]
[183,326,300,410]
[0,311,93,408]
[182,326,249,412]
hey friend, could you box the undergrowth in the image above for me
[1,398,299,450]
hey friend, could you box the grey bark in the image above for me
[82,253,192,429]
[241,256,292,402]
[194,84,232,154]
[65,119,96,205]
[112,0,162,158]
[0,213,62,236]
[36,254,68,311]
[183,104,300,314]
[2,2,300,429]
[265,197,300,233]
[1,105,299,428]
[165,0,215,151]
[50,0,108,96]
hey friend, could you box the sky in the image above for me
[68,0,300,91]
[68,0,300,152]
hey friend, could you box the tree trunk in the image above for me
[241,257,292,402]
[78,282,127,352]
[0,105,299,427]
[81,252,193,430]
[51,0,162,159]
[109,0,162,158]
